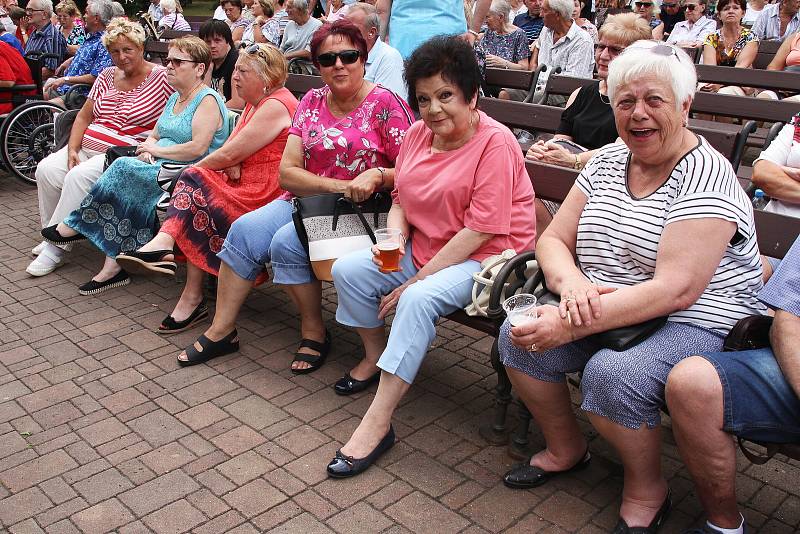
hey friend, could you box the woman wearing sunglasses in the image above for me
[114,43,298,341]
[41,36,228,296]
[526,13,650,230]
[633,0,664,39]
[500,42,764,533]
[665,0,715,47]
[326,36,535,478]
[143,21,411,369]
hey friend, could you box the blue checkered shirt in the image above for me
[759,236,800,317]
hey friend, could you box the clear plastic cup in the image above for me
[375,228,403,273]
[502,294,538,327]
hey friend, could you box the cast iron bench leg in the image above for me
[479,338,512,444]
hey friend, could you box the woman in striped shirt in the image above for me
[28,18,174,277]
[499,42,765,533]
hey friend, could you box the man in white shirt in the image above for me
[751,0,800,41]
[147,0,163,22]
[280,0,323,72]
[345,2,407,101]
[666,0,716,47]
[528,0,594,104]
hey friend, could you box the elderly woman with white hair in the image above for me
[158,0,191,30]
[634,0,665,39]
[498,41,765,533]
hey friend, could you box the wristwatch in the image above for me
[376,166,387,188]
[574,155,583,171]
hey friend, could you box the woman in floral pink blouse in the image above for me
[169,19,412,371]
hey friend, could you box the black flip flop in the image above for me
[116,249,177,276]
[178,329,239,367]
[41,224,86,245]
[291,330,331,375]
[157,298,209,335]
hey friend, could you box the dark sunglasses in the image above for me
[316,49,360,68]
[684,3,700,9]
[245,43,271,61]
[165,57,199,67]
[661,2,677,6]
[594,42,625,55]
[651,43,680,58]
[634,2,653,6]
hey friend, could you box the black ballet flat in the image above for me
[78,270,130,296]
[41,224,86,245]
[326,425,395,479]
[503,448,592,489]
[612,489,672,534]
[333,371,380,396]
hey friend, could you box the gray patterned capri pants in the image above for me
[500,319,725,430]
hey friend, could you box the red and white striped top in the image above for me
[82,66,174,153]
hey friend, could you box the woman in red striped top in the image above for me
[28,18,174,277]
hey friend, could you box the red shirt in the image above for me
[0,41,35,114]
[393,111,537,267]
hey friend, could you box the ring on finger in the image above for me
[529,343,538,352]
[564,296,576,303]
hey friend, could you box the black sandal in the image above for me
[41,224,86,245]
[178,329,239,367]
[157,298,209,335]
[116,249,177,276]
[291,330,331,375]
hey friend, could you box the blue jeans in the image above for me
[217,199,314,285]
[701,348,800,443]
[332,245,480,384]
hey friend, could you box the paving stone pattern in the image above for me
[0,176,798,533]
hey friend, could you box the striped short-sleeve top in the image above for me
[574,136,767,334]
[82,66,174,153]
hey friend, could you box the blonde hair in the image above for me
[170,35,212,74]
[599,12,654,45]
[255,0,274,16]
[102,17,147,48]
[238,43,287,89]
[55,0,80,17]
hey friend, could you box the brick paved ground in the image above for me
[0,174,798,534]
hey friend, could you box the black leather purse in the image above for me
[528,270,668,352]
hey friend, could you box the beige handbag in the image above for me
[465,249,539,317]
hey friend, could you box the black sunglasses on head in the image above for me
[316,49,360,68]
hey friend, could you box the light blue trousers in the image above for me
[331,245,480,384]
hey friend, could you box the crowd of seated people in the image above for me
[6,1,800,532]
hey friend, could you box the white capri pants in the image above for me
[35,145,105,228]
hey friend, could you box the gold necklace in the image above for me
[177,82,203,104]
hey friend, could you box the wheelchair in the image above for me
[0,53,89,185]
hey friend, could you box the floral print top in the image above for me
[476,27,529,63]
[283,84,414,199]
[62,23,85,46]
[703,27,758,67]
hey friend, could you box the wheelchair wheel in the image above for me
[0,101,64,186]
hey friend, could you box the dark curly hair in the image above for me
[309,19,369,71]
[403,35,481,113]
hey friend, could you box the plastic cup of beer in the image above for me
[375,228,403,273]
[502,294,538,327]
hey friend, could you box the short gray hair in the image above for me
[545,0,573,19]
[607,41,697,111]
[87,0,114,25]
[31,0,54,16]
[489,0,511,19]
[289,0,308,11]
[111,1,125,17]
[348,2,380,30]
[160,0,177,13]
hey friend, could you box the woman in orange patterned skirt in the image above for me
[117,43,298,335]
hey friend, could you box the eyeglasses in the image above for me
[594,42,625,56]
[661,2,677,6]
[245,43,271,62]
[165,57,199,67]
[316,49,360,68]
[24,8,43,14]
[634,2,653,6]
[684,3,700,10]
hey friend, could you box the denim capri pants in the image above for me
[699,348,800,443]
[332,245,480,384]
[500,319,725,430]
[217,198,315,285]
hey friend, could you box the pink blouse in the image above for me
[282,84,413,199]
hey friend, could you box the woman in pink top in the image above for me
[160,20,412,370]
[327,36,536,478]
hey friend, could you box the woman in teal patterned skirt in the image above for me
[41,37,229,297]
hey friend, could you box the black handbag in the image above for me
[528,270,668,352]
[104,145,137,169]
[292,192,392,282]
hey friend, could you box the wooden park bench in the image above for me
[753,39,782,70]
[184,15,208,32]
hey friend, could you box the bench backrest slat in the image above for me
[753,39,782,69]
[484,68,536,90]
[696,64,800,92]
